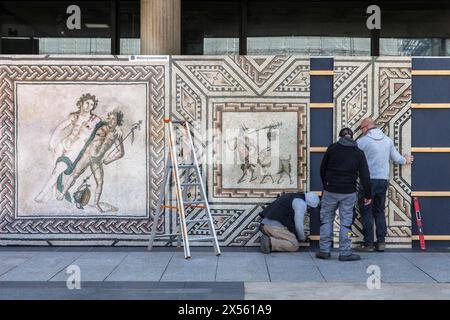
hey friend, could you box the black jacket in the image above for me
[320,137,372,198]
[259,193,305,237]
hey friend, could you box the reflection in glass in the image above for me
[203,38,239,55]
[182,1,240,54]
[120,39,140,55]
[247,36,370,56]
[380,38,450,56]
[120,0,140,55]
[37,38,110,54]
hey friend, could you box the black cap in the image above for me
[339,127,353,139]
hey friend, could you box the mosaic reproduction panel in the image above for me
[0,55,309,246]
[0,56,168,245]
[169,56,309,246]
[333,57,412,248]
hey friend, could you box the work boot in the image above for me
[375,242,386,252]
[315,251,331,260]
[338,254,361,261]
[260,234,271,254]
[259,224,268,236]
[356,243,375,252]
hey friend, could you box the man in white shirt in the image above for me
[356,117,413,252]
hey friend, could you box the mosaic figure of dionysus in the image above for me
[34,93,102,203]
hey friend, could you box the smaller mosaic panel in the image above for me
[212,102,307,199]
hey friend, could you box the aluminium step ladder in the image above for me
[147,118,221,259]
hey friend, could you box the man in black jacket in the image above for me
[316,127,372,261]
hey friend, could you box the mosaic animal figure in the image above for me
[276,154,293,184]
[257,147,275,184]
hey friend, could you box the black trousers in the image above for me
[358,179,389,245]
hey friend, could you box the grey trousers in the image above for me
[319,190,357,256]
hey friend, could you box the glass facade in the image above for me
[380,38,450,56]
[247,37,370,56]
[1,1,113,54]
[246,3,370,56]
[119,0,140,54]
[379,8,450,56]
[181,0,240,55]
[0,0,140,55]
[1,0,450,56]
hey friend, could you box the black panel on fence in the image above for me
[412,153,450,191]
[412,76,450,103]
[412,109,450,147]
[309,209,320,237]
[310,152,325,192]
[412,197,450,236]
[309,57,332,239]
[412,58,450,70]
[310,109,333,147]
[310,76,333,103]
[310,57,333,71]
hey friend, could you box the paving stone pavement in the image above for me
[245,282,450,300]
[0,248,449,299]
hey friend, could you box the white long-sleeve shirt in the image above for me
[357,128,406,180]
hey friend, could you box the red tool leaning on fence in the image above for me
[413,196,426,251]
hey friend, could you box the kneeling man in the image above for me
[259,192,320,253]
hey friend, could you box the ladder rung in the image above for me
[161,204,206,210]
[186,218,210,223]
[181,183,200,187]
[153,233,180,238]
[178,164,196,169]
[161,205,178,209]
[189,236,216,242]
[184,205,206,209]
[183,200,206,205]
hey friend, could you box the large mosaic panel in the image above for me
[0,56,168,245]
[0,55,415,247]
[169,56,310,246]
[334,57,412,248]
[0,55,310,246]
